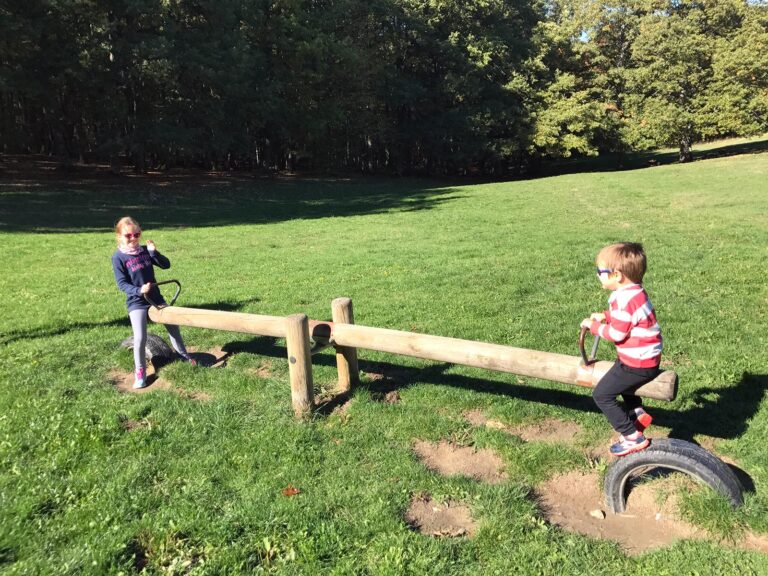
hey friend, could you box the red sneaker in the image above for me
[632,408,653,432]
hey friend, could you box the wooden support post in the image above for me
[285,314,314,417]
[331,297,360,393]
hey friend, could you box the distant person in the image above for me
[111,216,196,389]
[581,242,662,456]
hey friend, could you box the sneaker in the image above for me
[133,367,147,389]
[630,408,653,432]
[179,353,197,366]
[610,433,650,457]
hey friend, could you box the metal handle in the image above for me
[143,279,181,308]
[579,325,601,366]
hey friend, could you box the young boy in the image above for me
[581,242,662,456]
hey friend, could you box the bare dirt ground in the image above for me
[412,440,508,485]
[407,411,768,555]
[405,495,477,537]
[108,346,229,400]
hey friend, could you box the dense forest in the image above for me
[1,0,766,175]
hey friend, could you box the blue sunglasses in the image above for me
[595,267,613,275]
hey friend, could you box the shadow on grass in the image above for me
[0,299,259,347]
[537,136,768,176]
[0,166,462,233]
[222,335,766,449]
[0,317,131,347]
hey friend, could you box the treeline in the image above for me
[1,0,766,175]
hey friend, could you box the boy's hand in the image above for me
[140,282,152,294]
[146,240,156,252]
[590,312,605,322]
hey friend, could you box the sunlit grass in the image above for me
[1,148,767,574]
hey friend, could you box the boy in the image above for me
[581,242,662,456]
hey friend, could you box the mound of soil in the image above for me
[405,495,477,537]
[413,440,507,484]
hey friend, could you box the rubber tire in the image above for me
[604,438,743,513]
[120,333,175,361]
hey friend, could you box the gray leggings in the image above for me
[129,308,188,370]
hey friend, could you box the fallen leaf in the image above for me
[281,484,301,497]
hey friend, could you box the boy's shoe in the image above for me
[610,433,650,457]
[133,367,147,389]
[179,353,197,366]
[630,408,653,432]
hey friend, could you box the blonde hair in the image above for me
[115,216,141,244]
[597,242,647,283]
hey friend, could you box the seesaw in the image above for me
[128,282,742,512]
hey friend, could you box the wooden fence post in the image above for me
[331,297,359,393]
[285,313,314,417]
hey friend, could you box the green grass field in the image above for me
[1,145,767,575]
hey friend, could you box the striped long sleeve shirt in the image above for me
[589,283,662,369]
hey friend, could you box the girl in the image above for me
[111,216,196,389]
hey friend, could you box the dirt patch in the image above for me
[108,353,213,401]
[413,440,508,484]
[537,469,706,555]
[333,399,353,415]
[743,532,768,554]
[108,367,172,394]
[120,418,149,432]
[249,361,272,378]
[508,418,583,443]
[405,495,477,538]
[464,410,583,443]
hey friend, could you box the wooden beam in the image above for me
[324,322,677,401]
[148,304,676,401]
[148,305,286,337]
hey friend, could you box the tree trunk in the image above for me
[679,135,693,163]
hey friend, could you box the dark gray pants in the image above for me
[592,360,660,436]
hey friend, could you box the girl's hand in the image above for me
[140,283,152,294]
[580,318,592,329]
[146,240,156,252]
[590,312,606,322]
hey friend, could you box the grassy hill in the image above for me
[1,145,766,574]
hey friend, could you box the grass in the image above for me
[1,143,767,574]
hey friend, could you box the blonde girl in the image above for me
[111,216,195,388]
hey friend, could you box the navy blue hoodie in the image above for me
[112,246,171,311]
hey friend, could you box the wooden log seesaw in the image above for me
[141,286,743,513]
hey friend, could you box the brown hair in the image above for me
[114,216,141,243]
[597,242,647,283]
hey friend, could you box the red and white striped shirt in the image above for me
[589,283,662,369]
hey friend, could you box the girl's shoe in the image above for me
[133,367,147,389]
[631,408,653,432]
[610,433,650,457]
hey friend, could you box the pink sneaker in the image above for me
[133,367,147,389]
[610,433,650,457]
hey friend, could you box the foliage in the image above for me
[0,0,766,173]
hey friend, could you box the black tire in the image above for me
[120,333,175,361]
[604,438,743,513]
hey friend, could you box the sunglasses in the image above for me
[595,267,613,275]
[123,232,141,239]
